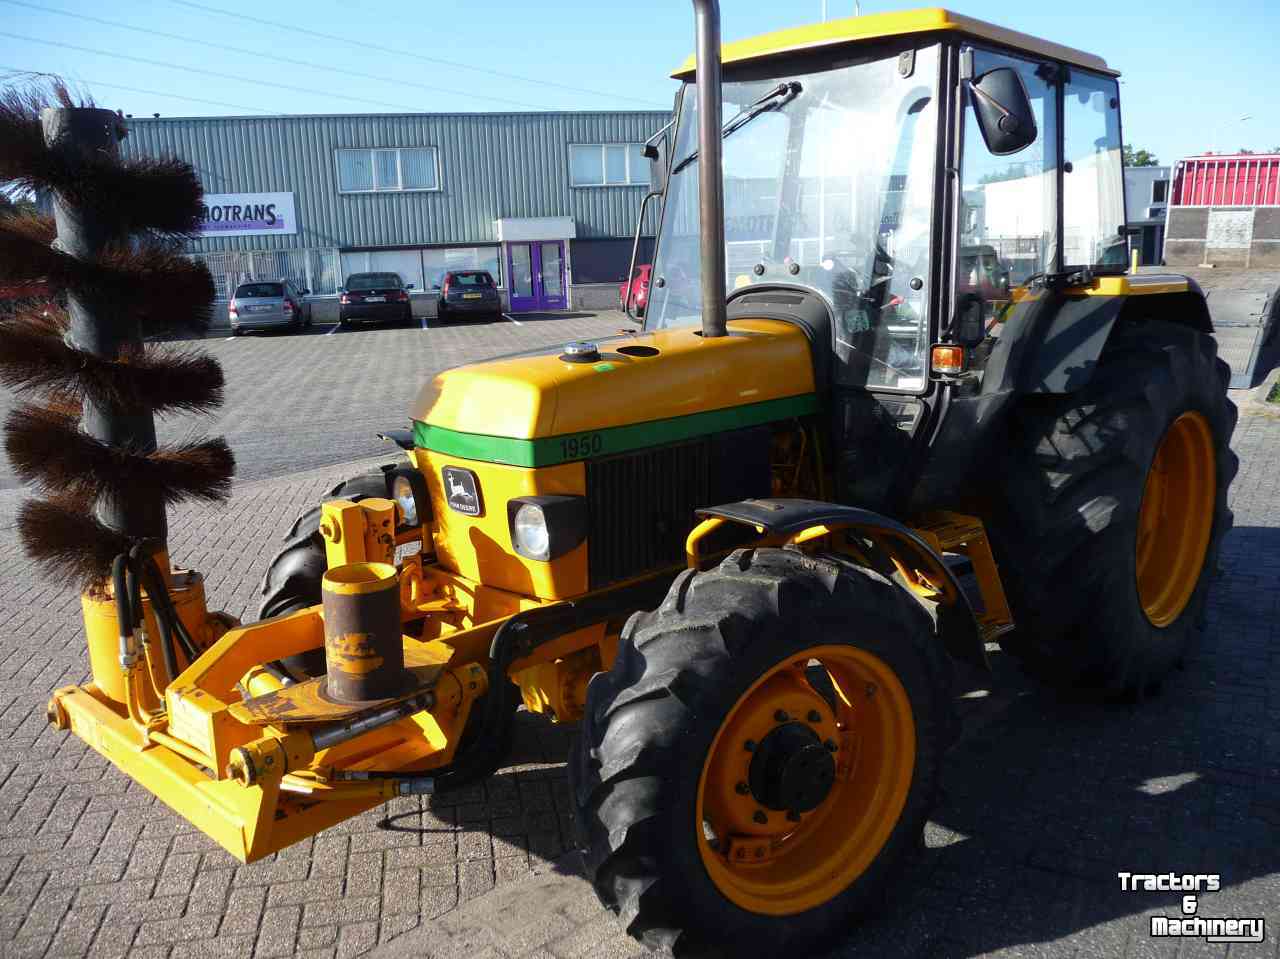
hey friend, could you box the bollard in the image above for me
[321,562,411,703]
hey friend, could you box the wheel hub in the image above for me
[748,721,836,814]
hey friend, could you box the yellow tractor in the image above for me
[33,4,1234,956]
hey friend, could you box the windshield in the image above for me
[348,273,402,290]
[647,46,940,391]
[235,283,282,298]
[450,272,493,287]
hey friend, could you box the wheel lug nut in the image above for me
[774,710,789,722]
[825,739,839,752]
[753,810,768,825]
[735,781,749,795]
[807,710,822,723]
[744,739,756,752]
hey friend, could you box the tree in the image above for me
[0,191,37,218]
[978,161,1031,184]
[1122,144,1159,167]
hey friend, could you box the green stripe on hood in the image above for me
[414,393,821,467]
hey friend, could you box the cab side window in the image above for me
[956,50,1059,312]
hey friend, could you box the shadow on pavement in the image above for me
[372,526,1279,958]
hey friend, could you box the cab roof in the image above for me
[672,7,1116,79]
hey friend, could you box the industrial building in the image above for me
[119,110,669,314]
[1123,165,1170,267]
[1164,153,1280,268]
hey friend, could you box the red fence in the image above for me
[1172,155,1280,206]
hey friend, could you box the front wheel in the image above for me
[571,548,953,957]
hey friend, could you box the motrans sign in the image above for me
[198,192,297,237]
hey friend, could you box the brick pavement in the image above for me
[381,402,1280,959]
[0,310,628,491]
[0,342,1276,956]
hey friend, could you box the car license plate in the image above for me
[248,305,273,313]
[365,296,385,303]
[463,293,482,299]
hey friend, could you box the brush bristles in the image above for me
[3,75,233,587]
[17,498,133,589]
[0,226,215,334]
[1,82,200,238]
[5,404,235,508]
[119,247,217,335]
[0,311,224,414]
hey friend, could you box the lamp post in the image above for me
[1212,114,1251,154]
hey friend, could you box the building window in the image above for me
[423,246,504,289]
[569,143,648,187]
[1152,179,1168,203]
[337,147,439,193]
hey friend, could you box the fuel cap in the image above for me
[560,341,600,363]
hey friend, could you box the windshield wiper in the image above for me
[671,81,802,176]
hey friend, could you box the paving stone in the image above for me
[0,325,1276,959]
[252,905,300,958]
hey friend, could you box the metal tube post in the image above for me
[42,107,167,544]
[691,0,728,339]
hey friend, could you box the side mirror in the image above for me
[299,288,310,296]
[432,283,441,291]
[338,287,346,294]
[968,67,1037,156]
[643,139,669,193]
[954,292,986,348]
[406,283,415,290]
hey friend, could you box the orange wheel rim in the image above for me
[695,645,915,916]
[1136,411,1216,627]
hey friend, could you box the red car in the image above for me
[619,264,651,316]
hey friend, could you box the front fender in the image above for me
[693,498,989,671]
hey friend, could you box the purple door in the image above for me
[506,241,567,312]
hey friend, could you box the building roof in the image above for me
[672,7,1115,78]
[123,109,669,124]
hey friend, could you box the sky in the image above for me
[0,0,1276,167]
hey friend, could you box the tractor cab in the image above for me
[643,8,1133,509]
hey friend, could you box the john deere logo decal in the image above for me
[442,466,482,516]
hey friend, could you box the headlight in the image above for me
[507,495,588,561]
[512,504,551,560]
[392,474,418,526]
[386,467,430,529]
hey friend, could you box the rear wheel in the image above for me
[570,548,952,957]
[258,472,390,679]
[988,319,1237,694]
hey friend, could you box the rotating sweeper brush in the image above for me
[0,83,233,579]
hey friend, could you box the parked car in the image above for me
[338,272,414,328]
[434,270,501,323]
[619,263,651,316]
[228,280,312,334]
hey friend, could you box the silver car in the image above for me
[229,280,313,334]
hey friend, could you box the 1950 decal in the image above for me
[560,432,604,460]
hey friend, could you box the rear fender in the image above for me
[990,277,1213,396]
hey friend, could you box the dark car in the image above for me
[229,280,312,334]
[339,272,414,328]
[434,270,501,323]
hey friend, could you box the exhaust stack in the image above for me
[691,0,727,338]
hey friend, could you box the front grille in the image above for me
[586,440,711,588]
